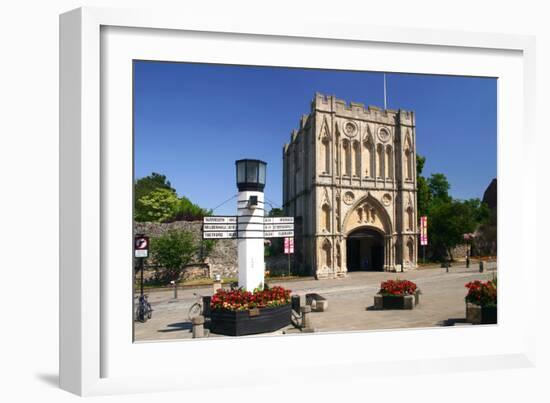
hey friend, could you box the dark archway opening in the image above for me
[346,228,384,271]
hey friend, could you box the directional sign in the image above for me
[265,230,294,238]
[203,231,238,239]
[203,224,237,231]
[134,235,149,258]
[203,216,237,224]
[264,217,294,224]
[264,224,295,231]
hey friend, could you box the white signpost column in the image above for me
[237,190,265,291]
[235,159,268,291]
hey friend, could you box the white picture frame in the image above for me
[60,6,537,396]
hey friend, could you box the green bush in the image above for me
[150,230,196,283]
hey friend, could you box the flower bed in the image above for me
[209,286,292,336]
[464,279,497,324]
[374,279,420,310]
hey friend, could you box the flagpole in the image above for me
[383,73,387,109]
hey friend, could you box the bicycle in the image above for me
[135,294,153,323]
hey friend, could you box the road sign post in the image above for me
[284,237,294,276]
[134,235,149,297]
[420,216,428,263]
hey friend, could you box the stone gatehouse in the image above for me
[282,93,418,279]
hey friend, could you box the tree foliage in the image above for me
[416,154,491,261]
[427,173,451,203]
[134,172,211,222]
[267,208,284,217]
[428,198,485,260]
[135,188,179,222]
[416,155,430,217]
[135,172,175,204]
[150,230,196,283]
[171,196,212,222]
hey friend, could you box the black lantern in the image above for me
[235,159,267,192]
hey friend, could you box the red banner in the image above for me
[420,216,428,246]
[284,237,294,254]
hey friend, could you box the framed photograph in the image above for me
[60,7,536,396]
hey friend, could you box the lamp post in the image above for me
[235,159,267,291]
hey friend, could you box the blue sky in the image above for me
[134,61,496,215]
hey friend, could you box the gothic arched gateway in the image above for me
[346,227,384,271]
[282,94,418,279]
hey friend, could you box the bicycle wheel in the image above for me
[188,302,202,321]
[146,303,153,319]
[136,306,144,322]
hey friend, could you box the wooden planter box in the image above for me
[209,304,292,336]
[374,291,420,310]
[466,303,497,324]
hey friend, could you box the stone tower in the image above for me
[282,93,418,279]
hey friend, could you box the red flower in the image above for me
[210,286,292,311]
[378,279,418,296]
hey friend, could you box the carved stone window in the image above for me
[322,204,331,232]
[385,145,393,179]
[363,136,374,178]
[322,240,332,268]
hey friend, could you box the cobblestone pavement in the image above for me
[134,263,497,342]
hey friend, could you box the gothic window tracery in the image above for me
[404,134,413,181]
[385,145,393,179]
[353,141,361,177]
[322,203,331,232]
[406,206,413,231]
[322,239,332,268]
[363,136,374,178]
[343,139,351,176]
[376,144,385,178]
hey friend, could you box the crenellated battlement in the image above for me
[312,92,414,125]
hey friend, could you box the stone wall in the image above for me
[135,221,299,280]
[135,221,238,280]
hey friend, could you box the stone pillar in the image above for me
[192,315,205,338]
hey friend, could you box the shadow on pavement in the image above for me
[158,322,193,333]
[439,318,470,326]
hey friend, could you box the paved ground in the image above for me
[134,262,497,341]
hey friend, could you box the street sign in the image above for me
[203,224,237,231]
[284,237,294,254]
[134,235,149,258]
[420,216,428,246]
[265,230,294,238]
[203,216,239,239]
[203,231,238,239]
[203,216,237,224]
[264,223,294,231]
[264,217,294,224]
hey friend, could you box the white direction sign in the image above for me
[203,224,237,231]
[203,231,238,239]
[264,224,294,231]
[203,216,237,224]
[265,230,294,238]
[264,217,294,224]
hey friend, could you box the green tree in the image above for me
[416,154,430,217]
[135,188,179,222]
[134,172,175,203]
[150,230,196,283]
[266,207,285,256]
[427,173,451,203]
[171,196,212,222]
[267,207,284,217]
[428,198,485,260]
